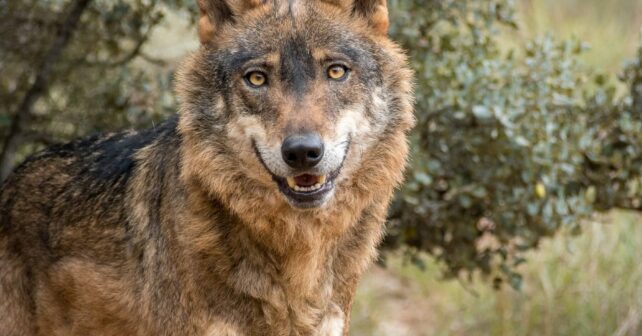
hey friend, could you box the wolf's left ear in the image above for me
[321,0,389,35]
[198,0,267,43]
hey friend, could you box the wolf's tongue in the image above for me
[294,174,318,187]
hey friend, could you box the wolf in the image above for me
[0,0,414,335]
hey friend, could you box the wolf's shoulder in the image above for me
[2,115,180,194]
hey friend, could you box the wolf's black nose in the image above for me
[281,134,325,169]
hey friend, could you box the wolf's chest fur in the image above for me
[177,172,364,335]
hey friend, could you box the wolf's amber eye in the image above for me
[245,71,267,88]
[327,64,348,81]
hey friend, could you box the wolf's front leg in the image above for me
[316,303,346,336]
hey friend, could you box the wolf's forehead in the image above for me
[227,2,362,50]
[226,22,356,64]
[278,35,316,93]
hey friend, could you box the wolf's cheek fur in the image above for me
[329,88,390,182]
[224,113,274,184]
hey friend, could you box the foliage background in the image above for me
[382,0,642,287]
[1,0,642,334]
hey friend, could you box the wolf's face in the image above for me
[178,0,413,210]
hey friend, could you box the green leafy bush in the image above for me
[0,0,192,176]
[383,0,642,287]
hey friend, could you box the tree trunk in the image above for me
[0,0,91,181]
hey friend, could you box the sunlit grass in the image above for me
[352,211,642,336]
[514,0,642,72]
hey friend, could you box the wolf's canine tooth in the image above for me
[287,177,297,188]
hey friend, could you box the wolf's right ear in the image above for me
[198,0,266,44]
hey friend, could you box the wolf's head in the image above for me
[177,0,413,213]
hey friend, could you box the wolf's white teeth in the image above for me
[287,177,297,189]
[290,182,324,192]
[287,175,329,192]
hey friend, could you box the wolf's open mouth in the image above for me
[273,171,338,208]
[285,174,327,192]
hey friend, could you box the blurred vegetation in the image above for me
[353,211,642,336]
[383,0,642,288]
[515,0,642,74]
[0,0,196,178]
[1,0,641,288]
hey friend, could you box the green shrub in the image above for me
[383,0,642,287]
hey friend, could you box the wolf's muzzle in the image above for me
[252,135,351,210]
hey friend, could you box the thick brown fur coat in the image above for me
[0,0,414,335]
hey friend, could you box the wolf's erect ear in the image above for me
[321,0,389,35]
[198,0,266,43]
